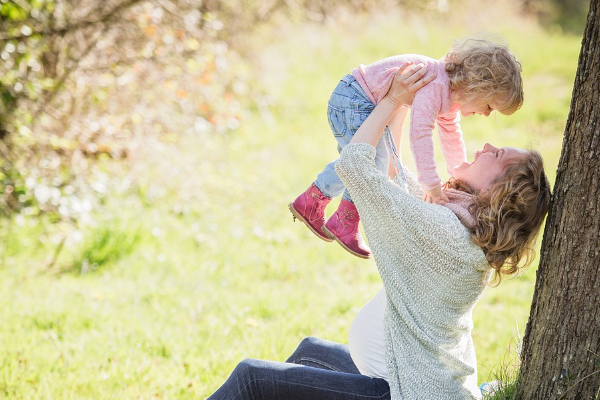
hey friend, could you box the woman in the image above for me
[207,64,551,399]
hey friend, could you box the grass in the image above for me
[0,2,584,398]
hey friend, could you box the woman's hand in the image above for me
[385,63,435,108]
[349,63,435,147]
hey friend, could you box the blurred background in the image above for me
[0,0,587,398]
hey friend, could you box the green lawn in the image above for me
[0,4,583,399]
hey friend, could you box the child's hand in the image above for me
[423,185,449,205]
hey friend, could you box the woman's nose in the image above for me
[484,143,498,152]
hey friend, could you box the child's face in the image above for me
[457,98,493,117]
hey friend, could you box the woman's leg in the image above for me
[285,336,361,374]
[207,357,390,400]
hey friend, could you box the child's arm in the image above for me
[409,86,450,204]
[437,113,467,179]
[424,185,449,204]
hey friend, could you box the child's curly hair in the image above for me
[444,38,524,115]
[447,150,551,285]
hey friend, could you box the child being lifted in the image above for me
[289,38,524,259]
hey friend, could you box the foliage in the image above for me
[522,0,589,34]
[0,0,399,223]
[0,0,584,225]
[0,0,246,222]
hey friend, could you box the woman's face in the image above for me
[453,143,527,192]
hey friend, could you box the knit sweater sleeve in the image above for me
[336,143,470,273]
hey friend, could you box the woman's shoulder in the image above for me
[413,206,489,270]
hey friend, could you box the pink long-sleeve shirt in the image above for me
[351,54,466,190]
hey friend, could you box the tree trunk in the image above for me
[517,1,600,399]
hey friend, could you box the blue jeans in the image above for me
[315,75,391,203]
[207,337,390,400]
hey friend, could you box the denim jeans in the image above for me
[207,337,390,400]
[315,75,391,203]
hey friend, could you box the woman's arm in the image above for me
[386,107,408,180]
[350,63,434,147]
[336,63,451,232]
[336,143,468,276]
[336,64,479,280]
[386,107,426,199]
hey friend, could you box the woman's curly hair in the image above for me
[444,38,524,115]
[447,150,551,285]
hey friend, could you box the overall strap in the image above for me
[383,126,409,192]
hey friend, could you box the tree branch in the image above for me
[0,0,144,41]
[32,24,112,123]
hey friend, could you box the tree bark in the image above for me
[517,1,600,399]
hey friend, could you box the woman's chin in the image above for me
[454,161,472,171]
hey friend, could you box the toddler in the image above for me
[289,38,523,259]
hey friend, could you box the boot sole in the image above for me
[321,225,371,259]
[288,203,333,242]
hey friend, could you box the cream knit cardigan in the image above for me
[336,143,492,400]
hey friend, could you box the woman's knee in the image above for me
[233,358,265,379]
[286,336,325,363]
[209,358,265,400]
[299,336,322,349]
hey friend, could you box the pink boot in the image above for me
[322,199,371,259]
[289,183,333,242]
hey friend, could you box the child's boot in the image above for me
[322,199,371,259]
[289,183,333,242]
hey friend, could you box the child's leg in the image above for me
[317,75,376,258]
[290,75,374,244]
[314,75,375,198]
